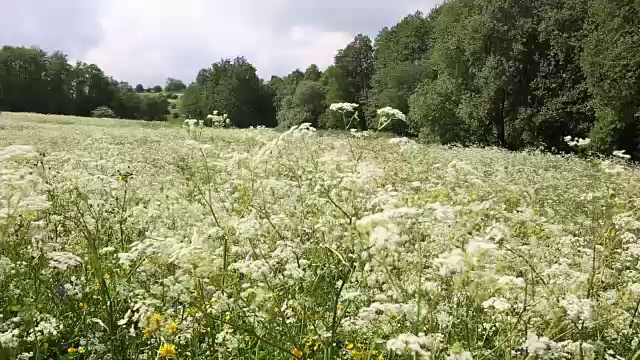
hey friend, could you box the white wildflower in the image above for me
[0,145,38,161]
[629,283,640,296]
[523,332,558,357]
[560,294,592,322]
[48,251,83,270]
[329,102,359,113]
[564,136,591,147]
[433,249,466,277]
[447,350,473,360]
[482,297,511,311]
[0,328,20,348]
[386,333,432,359]
[613,150,631,159]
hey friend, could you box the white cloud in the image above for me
[83,0,354,85]
[2,0,442,85]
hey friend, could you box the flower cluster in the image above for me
[329,102,359,113]
[206,111,231,127]
[0,112,639,359]
[563,135,591,147]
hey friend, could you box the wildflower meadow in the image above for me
[1,111,640,360]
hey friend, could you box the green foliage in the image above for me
[140,95,169,121]
[180,57,276,128]
[582,0,640,157]
[303,64,322,82]
[409,75,469,144]
[91,106,116,118]
[276,80,327,128]
[330,35,373,128]
[164,77,187,92]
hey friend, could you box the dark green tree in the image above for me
[582,0,640,158]
[164,77,187,92]
[304,64,322,82]
[180,57,276,127]
[276,80,327,128]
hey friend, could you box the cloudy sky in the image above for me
[0,0,440,86]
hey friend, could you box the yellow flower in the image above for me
[346,343,355,350]
[79,302,88,310]
[104,273,111,279]
[378,356,384,360]
[337,304,343,311]
[78,347,86,354]
[143,327,154,338]
[158,343,177,358]
[167,321,178,334]
[43,343,48,349]
[68,347,76,353]
[291,348,303,359]
[150,313,162,328]
[225,313,231,321]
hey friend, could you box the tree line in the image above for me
[0,46,172,120]
[182,0,639,158]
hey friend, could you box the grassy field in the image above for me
[1,112,640,359]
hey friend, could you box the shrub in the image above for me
[91,106,116,118]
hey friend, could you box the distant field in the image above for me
[1,112,640,359]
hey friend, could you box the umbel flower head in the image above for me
[376,107,406,131]
[329,102,359,113]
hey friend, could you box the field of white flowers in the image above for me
[1,112,640,360]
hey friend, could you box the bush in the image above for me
[170,103,177,109]
[91,106,116,118]
[169,94,179,100]
[171,112,180,119]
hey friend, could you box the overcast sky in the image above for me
[0,0,440,86]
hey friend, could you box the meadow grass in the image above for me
[1,113,639,360]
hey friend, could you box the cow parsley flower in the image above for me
[386,333,432,359]
[563,136,591,147]
[329,102,359,113]
[560,294,592,322]
[447,350,473,360]
[613,150,631,159]
[629,283,640,296]
[433,249,466,277]
[523,332,558,357]
[48,252,83,270]
[482,297,511,311]
[0,328,20,348]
